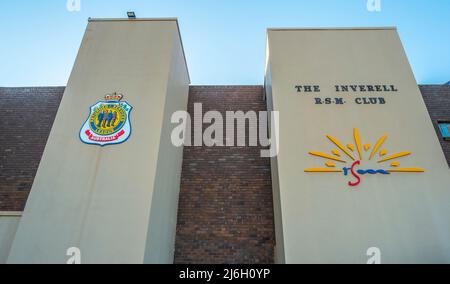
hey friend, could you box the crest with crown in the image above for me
[105,92,124,102]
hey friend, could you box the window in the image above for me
[438,121,450,141]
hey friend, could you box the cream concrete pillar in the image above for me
[265,28,450,264]
[8,18,190,264]
[0,213,21,264]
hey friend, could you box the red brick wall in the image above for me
[174,86,275,264]
[420,85,450,166]
[0,85,448,264]
[0,87,64,211]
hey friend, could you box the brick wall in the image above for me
[0,87,64,211]
[174,86,275,264]
[0,85,448,263]
[420,85,450,166]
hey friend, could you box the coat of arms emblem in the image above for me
[80,92,132,146]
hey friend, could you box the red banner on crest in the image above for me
[85,130,125,142]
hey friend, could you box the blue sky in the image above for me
[0,0,449,86]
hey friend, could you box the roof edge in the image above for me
[189,85,264,88]
[267,27,397,32]
[88,17,178,22]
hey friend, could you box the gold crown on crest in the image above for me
[105,92,123,101]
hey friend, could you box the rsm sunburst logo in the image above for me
[304,128,425,187]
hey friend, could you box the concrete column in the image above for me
[265,28,450,264]
[8,18,190,264]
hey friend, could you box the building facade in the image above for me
[0,20,449,264]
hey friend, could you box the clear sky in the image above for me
[0,0,449,86]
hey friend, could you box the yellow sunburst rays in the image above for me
[378,152,411,163]
[368,132,425,172]
[376,151,425,173]
[304,132,356,173]
[369,134,387,160]
[304,128,425,174]
[305,151,345,172]
[354,128,363,160]
[326,135,355,161]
